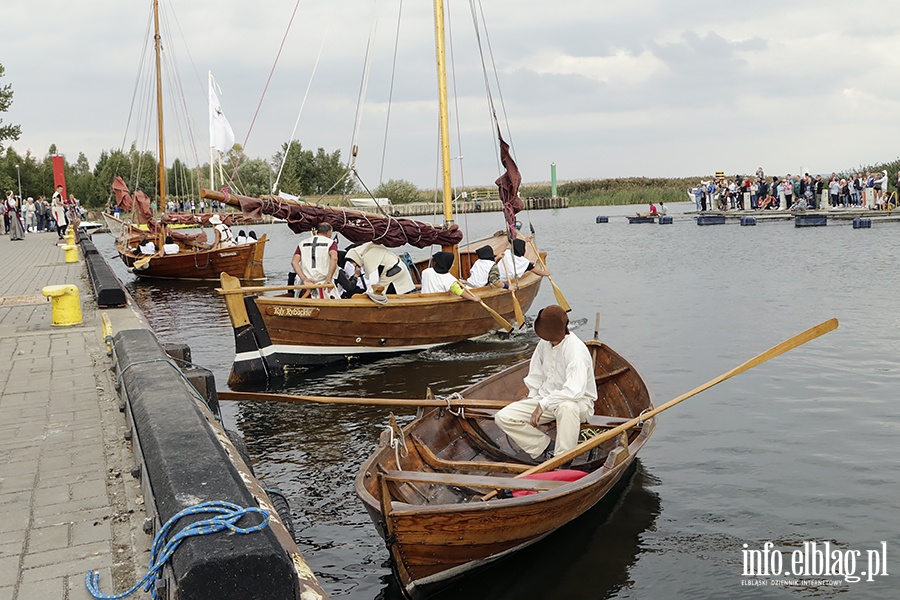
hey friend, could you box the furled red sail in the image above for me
[205,190,462,249]
[112,176,153,224]
[495,130,523,238]
[160,212,238,226]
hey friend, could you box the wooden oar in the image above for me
[215,283,335,295]
[525,229,571,312]
[133,253,154,270]
[218,390,511,409]
[481,317,839,501]
[478,300,514,332]
[498,252,525,328]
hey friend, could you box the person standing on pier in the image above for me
[4,191,24,240]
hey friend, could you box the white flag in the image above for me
[209,73,235,154]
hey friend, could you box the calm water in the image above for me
[95,204,899,599]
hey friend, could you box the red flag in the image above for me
[52,155,67,200]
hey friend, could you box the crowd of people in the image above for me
[3,185,82,242]
[690,168,900,212]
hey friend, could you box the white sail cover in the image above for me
[209,73,235,154]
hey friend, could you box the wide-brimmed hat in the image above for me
[476,245,495,261]
[534,305,569,342]
[208,214,223,225]
[432,251,454,274]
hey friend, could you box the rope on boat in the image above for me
[85,501,270,600]
[386,422,409,466]
[440,392,466,419]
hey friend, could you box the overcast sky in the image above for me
[3,0,899,189]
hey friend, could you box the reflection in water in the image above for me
[430,463,661,600]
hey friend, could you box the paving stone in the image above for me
[33,496,111,520]
[33,484,71,507]
[17,577,65,600]
[0,555,17,587]
[28,524,69,553]
[71,519,112,547]
[20,553,112,583]
[23,540,110,569]
[0,585,12,600]
[0,541,22,559]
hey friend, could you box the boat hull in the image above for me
[354,341,655,598]
[118,239,266,281]
[223,270,542,384]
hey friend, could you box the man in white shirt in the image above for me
[291,223,338,299]
[498,238,548,283]
[495,305,597,462]
[420,251,480,302]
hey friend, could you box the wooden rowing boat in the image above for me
[105,213,267,282]
[354,340,654,598]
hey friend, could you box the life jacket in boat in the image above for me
[298,234,334,283]
[511,469,588,498]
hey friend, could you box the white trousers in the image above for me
[495,397,592,459]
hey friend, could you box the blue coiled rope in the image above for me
[85,500,270,600]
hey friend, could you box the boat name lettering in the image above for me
[218,252,238,258]
[267,306,320,318]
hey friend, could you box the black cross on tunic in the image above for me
[304,235,331,269]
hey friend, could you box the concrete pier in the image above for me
[0,231,150,599]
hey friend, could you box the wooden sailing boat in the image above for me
[106,0,266,282]
[208,0,545,385]
[355,340,655,598]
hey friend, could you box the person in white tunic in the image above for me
[345,242,415,295]
[465,245,502,288]
[291,222,338,299]
[495,305,597,462]
[497,238,549,283]
[209,214,235,248]
[420,251,480,302]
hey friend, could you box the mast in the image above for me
[153,0,166,207]
[433,0,453,227]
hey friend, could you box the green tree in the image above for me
[272,140,354,196]
[373,179,422,204]
[0,63,21,152]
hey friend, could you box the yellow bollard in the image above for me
[61,244,79,263]
[65,230,76,245]
[41,284,83,326]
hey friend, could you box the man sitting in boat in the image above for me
[498,238,549,283]
[465,245,502,289]
[138,238,157,255]
[209,214,235,248]
[636,203,658,218]
[345,241,415,295]
[335,250,368,298]
[494,305,597,463]
[292,222,339,299]
[162,236,179,255]
[420,251,481,302]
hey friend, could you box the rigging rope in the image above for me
[378,0,404,186]
[272,1,336,194]
[227,0,304,187]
